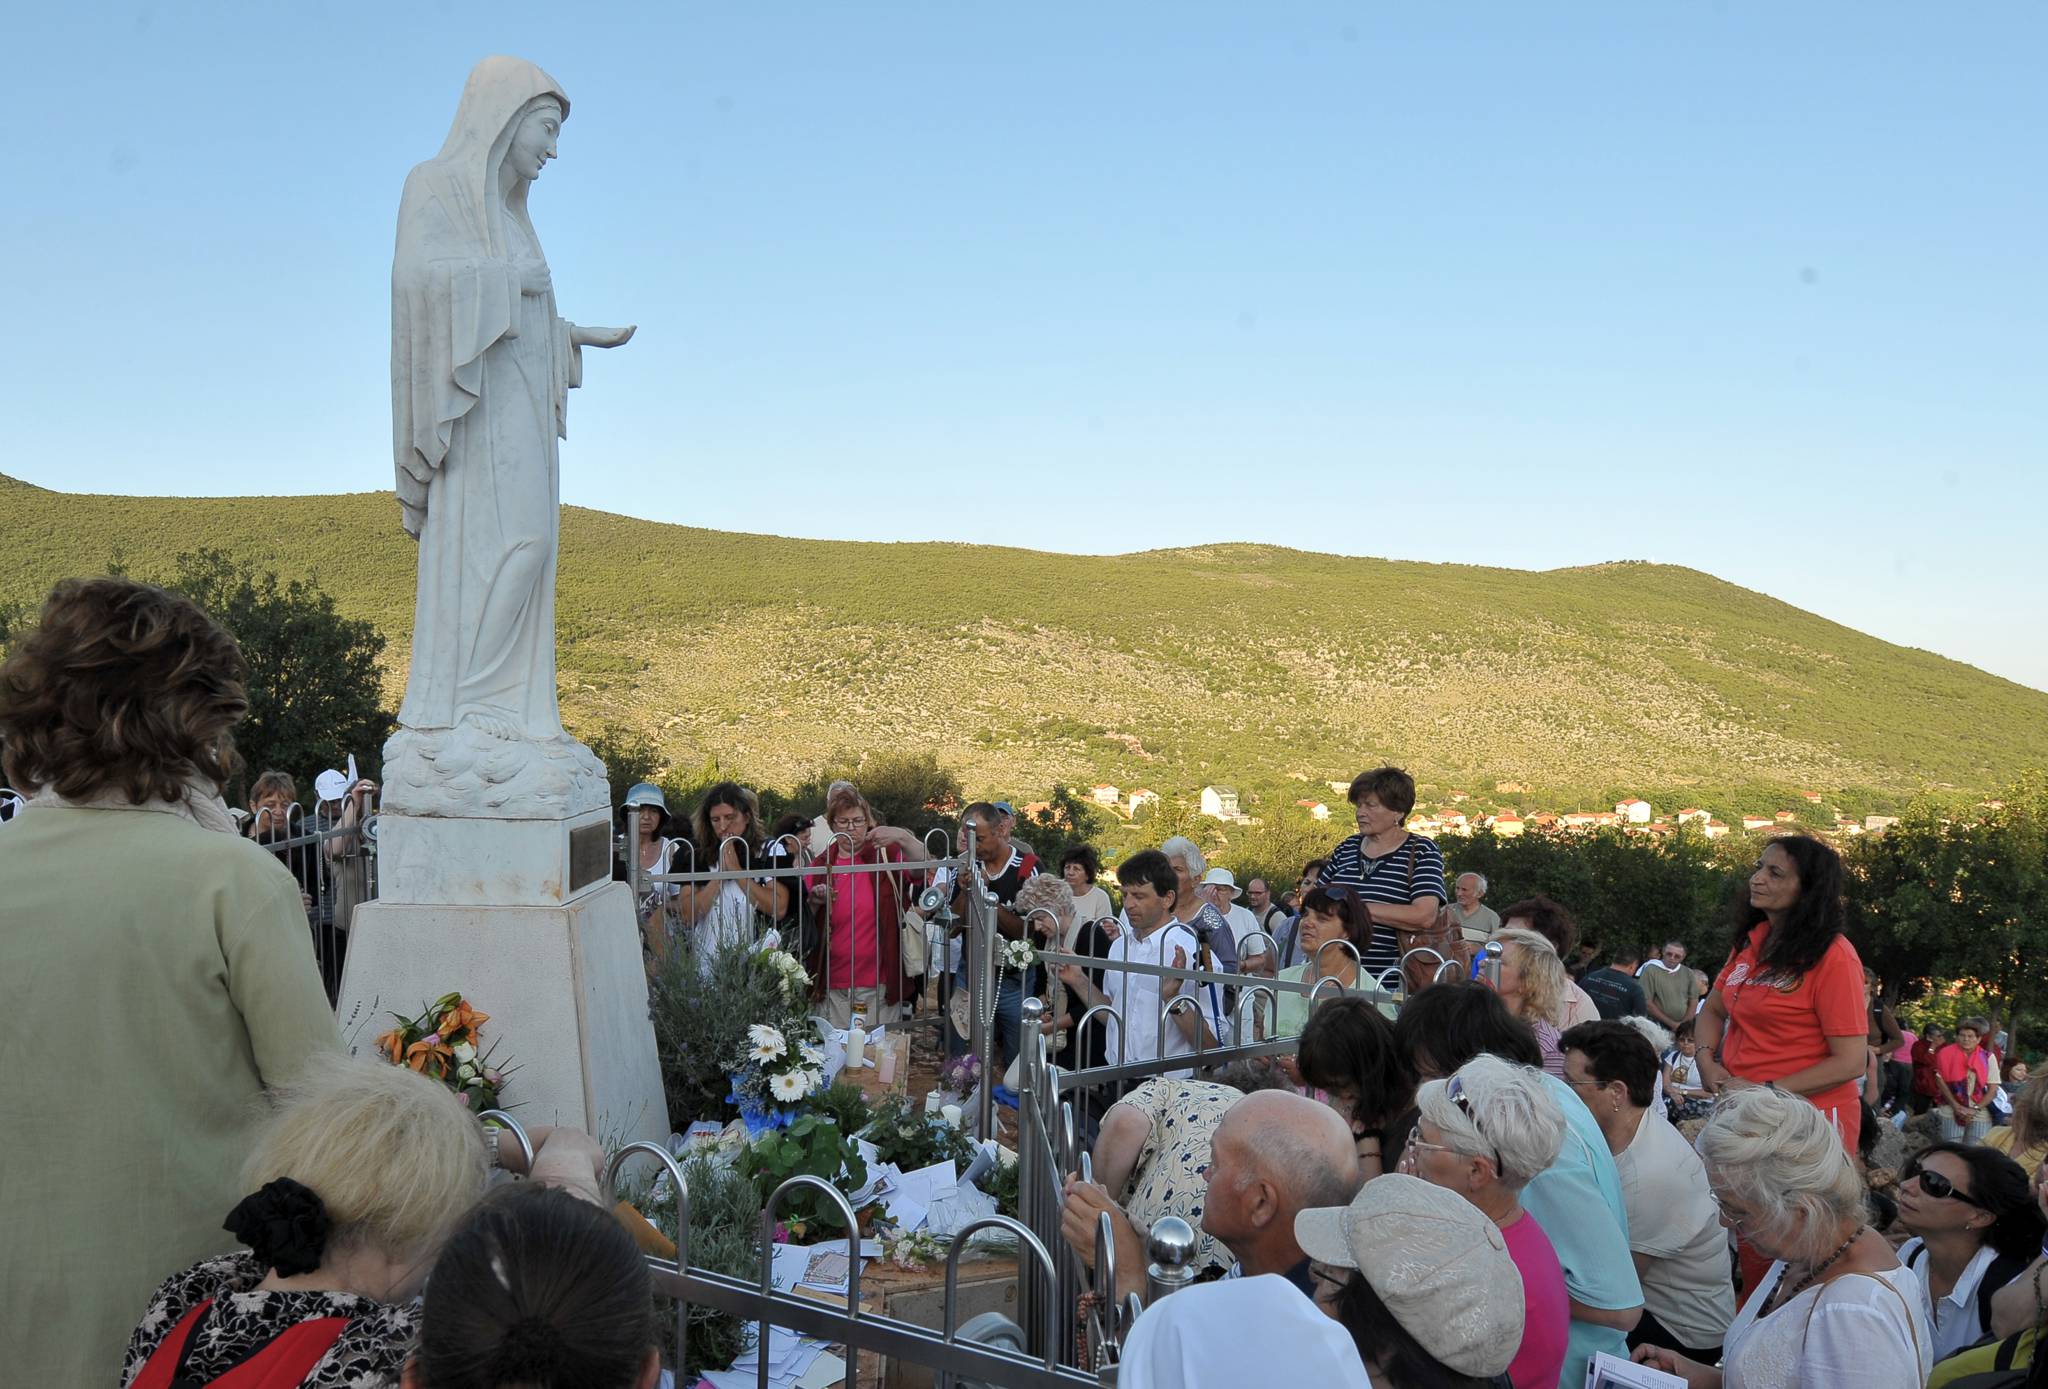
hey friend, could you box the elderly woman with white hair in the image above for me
[120,1056,606,1388]
[1156,835,1244,972]
[1488,926,1573,1077]
[1400,1055,1573,1389]
[1630,1086,1931,1388]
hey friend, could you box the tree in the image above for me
[783,749,965,845]
[1012,783,1110,869]
[165,549,395,803]
[583,724,664,807]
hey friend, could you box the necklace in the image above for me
[1761,1226,1866,1317]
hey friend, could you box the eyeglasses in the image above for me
[1707,1188,1759,1232]
[1903,1161,1987,1209]
[1321,883,1359,902]
[829,817,868,832]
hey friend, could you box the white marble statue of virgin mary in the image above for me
[383,56,632,817]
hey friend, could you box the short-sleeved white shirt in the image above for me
[1897,1237,2001,1362]
[1102,922,1221,1081]
[1722,1263,1930,1389]
[1615,1108,1736,1350]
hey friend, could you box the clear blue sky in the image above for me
[8,4,2045,689]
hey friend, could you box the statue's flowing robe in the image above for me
[391,57,580,740]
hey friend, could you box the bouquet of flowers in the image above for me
[373,991,508,1112]
[938,1052,983,1100]
[727,1019,828,1133]
[998,937,1038,972]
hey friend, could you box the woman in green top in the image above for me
[0,578,341,1387]
[1273,885,1373,1037]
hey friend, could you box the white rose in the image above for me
[451,1041,477,1064]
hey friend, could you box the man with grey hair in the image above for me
[1061,1089,1361,1299]
[1448,870,1500,949]
[1155,835,1241,974]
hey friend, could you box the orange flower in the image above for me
[374,1029,407,1064]
[406,1037,453,1076]
[436,999,489,1041]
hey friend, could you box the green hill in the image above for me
[4,471,2043,820]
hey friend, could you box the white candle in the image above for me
[925,1090,942,1115]
[845,1026,867,1069]
[877,1040,897,1084]
[941,1103,963,1129]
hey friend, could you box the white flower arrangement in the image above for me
[748,1024,788,1062]
[999,938,1038,972]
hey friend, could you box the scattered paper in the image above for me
[793,1353,845,1389]
[882,1159,957,1231]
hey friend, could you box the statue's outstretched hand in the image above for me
[569,323,636,349]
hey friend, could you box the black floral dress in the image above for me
[121,1252,418,1388]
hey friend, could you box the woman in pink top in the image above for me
[1936,1015,1996,1143]
[1401,1057,1573,1389]
[802,782,927,1029]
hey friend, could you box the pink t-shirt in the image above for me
[1501,1210,1570,1389]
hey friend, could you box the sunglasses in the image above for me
[1442,1075,1505,1174]
[1903,1161,1986,1209]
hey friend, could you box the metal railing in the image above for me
[244,796,381,1007]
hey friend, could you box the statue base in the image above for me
[379,724,610,820]
[376,809,614,908]
[337,880,668,1147]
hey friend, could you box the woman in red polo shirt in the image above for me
[1694,835,1868,1156]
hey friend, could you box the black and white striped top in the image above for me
[1318,832,1449,978]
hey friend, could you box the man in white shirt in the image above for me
[1059,849,1220,1080]
[1203,868,1266,957]
[1560,1021,1735,1360]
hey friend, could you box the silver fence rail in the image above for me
[245,796,381,1007]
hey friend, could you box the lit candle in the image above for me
[925,1091,942,1115]
[845,1026,867,1069]
[941,1103,963,1129]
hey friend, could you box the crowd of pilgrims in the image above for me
[4,577,2041,1389]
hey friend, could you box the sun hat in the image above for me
[622,783,669,814]
[313,769,351,803]
[1200,867,1243,899]
[1294,1172,1524,1379]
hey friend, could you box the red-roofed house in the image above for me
[1615,797,1652,825]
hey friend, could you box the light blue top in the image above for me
[1521,1072,1643,1389]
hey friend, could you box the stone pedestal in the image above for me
[338,815,668,1147]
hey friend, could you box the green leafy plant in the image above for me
[637,1155,764,1378]
[984,1151,1022,1219]
[735,1114,868,1235]
[650,935,814,1128]
[809,1080,877,1140]
[862,1092,974,1174]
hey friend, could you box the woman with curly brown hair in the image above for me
[0,577,340,1388]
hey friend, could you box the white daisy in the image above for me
[770,1070,809,1102]
[748,1024,787,1061]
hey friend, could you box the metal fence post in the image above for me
[1143,1217,1198,1304]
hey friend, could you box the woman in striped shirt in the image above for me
[1317,766,1448,985]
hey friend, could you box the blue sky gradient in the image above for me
[7,4,2044,688]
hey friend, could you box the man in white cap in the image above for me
[1294,1172,1527,1384]
[1201,866,1268,968]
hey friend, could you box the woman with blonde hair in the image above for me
[1631,1086,1930,1387]
[121,1057,491,1388]
[1989,1078,2048,1178]
[1489,926,1572,1077]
